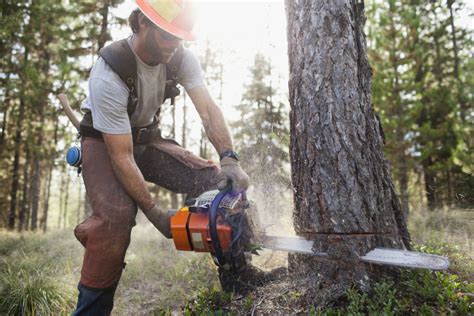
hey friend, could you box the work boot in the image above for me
[72,283,118,316]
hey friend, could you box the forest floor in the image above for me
[0,208,472,315]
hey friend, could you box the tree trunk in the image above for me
[30,155,41,230]
[182,91,187,148]
[58,169,65,228]
[398,157,409,218]
[42,162,53,232]
[447,0,467,121]
[200,128,208,159]
[18,145,31,232]
[423,158,438,211]
[446,168,452,207]
[98,0,110,52]
[7,73,27,230]
[0,73,11,155]
[42,113,59,232]
[285,0,410,304]
[63,172,71,228]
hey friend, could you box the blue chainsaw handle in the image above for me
[209,185,232,266]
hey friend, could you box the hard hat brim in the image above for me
[136,0,196,41]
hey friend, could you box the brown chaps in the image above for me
[74,137,219,288]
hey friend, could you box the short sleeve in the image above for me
[88,77,131,134]
[177,49,205,92]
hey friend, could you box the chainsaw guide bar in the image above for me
[258,235,450,270]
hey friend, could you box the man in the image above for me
[72,1,249,314]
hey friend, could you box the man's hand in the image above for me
[217,157,250,192]
[142,205,172,238]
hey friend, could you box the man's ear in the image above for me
[137,13,148,30]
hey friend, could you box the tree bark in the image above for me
[42,113,59,232]
[98,0,110,52]
[200,128,209,159]
[63,172,71,228]
[423,158,438,211]
[58,169,65,228]
[41,162,53,232]
[7,49,28,230]
[398,157,409,218]
[447,0,467,121]
[285,0,410,303]
[29,154,41,230]
[0,73,11,155]
[18,145,31,232]
[182,91,187,148]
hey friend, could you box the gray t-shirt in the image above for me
[81,37,205,134]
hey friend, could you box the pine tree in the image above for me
[232,53,290,213]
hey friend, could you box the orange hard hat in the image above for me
[135,0,196,41]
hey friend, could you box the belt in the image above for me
[80,123,161,145]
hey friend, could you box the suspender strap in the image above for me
[99,39,138,116]
[163,45,185,105]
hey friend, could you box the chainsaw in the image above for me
[167,187,450,272]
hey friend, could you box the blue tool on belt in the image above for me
[58,94,83,174]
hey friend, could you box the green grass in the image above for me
[0,262,73,315]
[0,231,79,315]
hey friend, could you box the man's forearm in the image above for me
[188,86,233,155]
[203,103,234,155]
[110,155,154,212]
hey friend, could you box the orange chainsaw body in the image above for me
[170,207,232,253]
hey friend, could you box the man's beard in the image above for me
[144,31,163,65]
[143,31,175,65]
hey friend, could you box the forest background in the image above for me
[0,0,472,314]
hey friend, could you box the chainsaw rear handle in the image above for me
[209,185,232,266]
